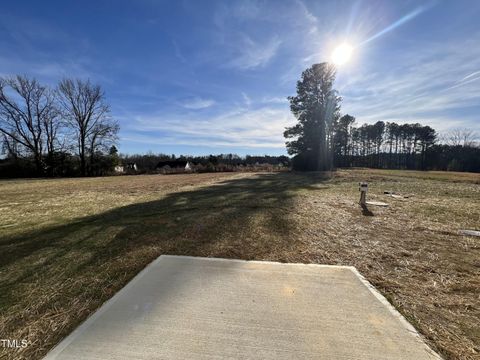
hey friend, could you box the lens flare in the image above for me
[360,2,436,46]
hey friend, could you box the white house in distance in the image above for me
[114,163,138,173]
[156,160,193,173]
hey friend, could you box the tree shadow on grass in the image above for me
[0,171,331,359]
[0,172,331,269]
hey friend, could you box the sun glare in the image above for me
[332,43,353,66]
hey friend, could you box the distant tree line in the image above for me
[120,153,290,173]
[0,75,119,178]
[285,62,479,173]
[333,119,479,172]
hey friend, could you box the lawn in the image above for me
[0,169,479,360]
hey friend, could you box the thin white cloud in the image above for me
[227,35,281,70]
[181,97,216,109]
[124,104,294,149]
[121,134,284,149]
[242,92,252,107]
[340,33,480,133]
[446,74,480,90]
[262,96,287,104]
[295,0,318,34]
[461,70,480,81]
[172,40,187,64]
[211,2,285,71]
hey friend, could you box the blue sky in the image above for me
[1,0,479,155]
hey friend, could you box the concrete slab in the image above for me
[44,256,440,360]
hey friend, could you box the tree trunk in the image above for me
[80,137,86,176]
[34,154,43,176]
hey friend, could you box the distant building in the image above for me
[115,163,137,173]
[125,163,138,171]
[114,165,124,173]
[156,160,193,172]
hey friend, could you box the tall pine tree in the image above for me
[284,63,341,171]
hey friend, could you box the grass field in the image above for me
[0,169,479,360]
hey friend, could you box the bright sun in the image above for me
[332,43,353,66]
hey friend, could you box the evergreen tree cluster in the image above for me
[285,63,479,172]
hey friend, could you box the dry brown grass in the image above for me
[0,169,479,359]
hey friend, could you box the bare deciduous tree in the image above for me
[88,121,120,168]
[0,76,58,175]
[1,133,20,158]
[57,78,118,176]
[444,128,478,147]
